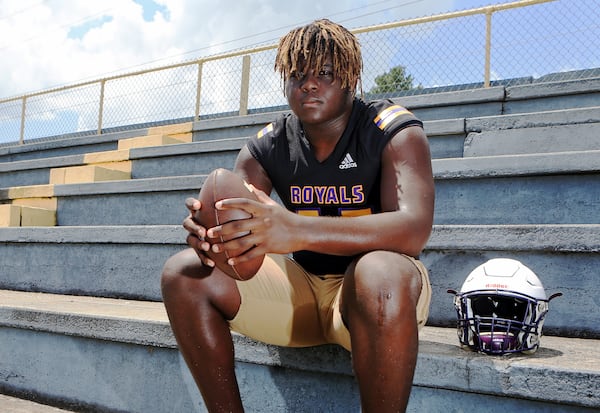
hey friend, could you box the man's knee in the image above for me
[161,249,205,297]
[354,251,421,291]
[344,251,422,321]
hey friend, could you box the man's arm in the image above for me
[232,145,273,195]
[379,124,435,256]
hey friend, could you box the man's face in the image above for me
[284,57,353,126]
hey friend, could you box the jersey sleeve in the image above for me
[370,100,423,138]
[247,122,274,162]
[246,114,294,184]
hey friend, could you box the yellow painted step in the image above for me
[148,121,193,136]
[7,184,54,199]
[83,149,130,164]
[49,165,130,184]
[21,205,56,226]
[0,205,20,226]
[0,204,56,227]
[7,185,57,211]
[12,197,57,210]
[117,133,192,150]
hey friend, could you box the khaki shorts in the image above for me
[229,254,431,351]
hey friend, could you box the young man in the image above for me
[161,19,435,412]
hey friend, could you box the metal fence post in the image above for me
[195,61,203,121]
[239,55,251,116]
[98,80,106,135]
[19,96,26,145]
[484,10,493,88]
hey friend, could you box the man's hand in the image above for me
[206,185,301,266]
[182,197,215,268]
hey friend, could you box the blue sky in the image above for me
[0,0,526,98]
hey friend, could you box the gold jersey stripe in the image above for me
[297,210,320,216]
[257,123,274,139]
[340,208,372,217]
[374,105,411,130]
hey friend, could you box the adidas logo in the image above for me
[339,153,358,169]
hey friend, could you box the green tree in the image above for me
[370,65,419,94]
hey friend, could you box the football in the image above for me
[195,168,264,280]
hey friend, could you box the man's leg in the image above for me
[161,248,244,412]
[341,251,426,413]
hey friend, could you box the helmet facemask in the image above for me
[454,289,549,354]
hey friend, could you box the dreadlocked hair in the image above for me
[274,19,363,96]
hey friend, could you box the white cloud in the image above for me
[2,0,510,98]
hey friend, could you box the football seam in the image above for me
[212,172,244,281]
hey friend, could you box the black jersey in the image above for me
[246,98,423,275]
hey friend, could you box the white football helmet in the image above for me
[449,258,561,355]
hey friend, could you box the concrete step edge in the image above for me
[3,149,598,200]
[434,149,600,177]
[0,118,465,173]
[1,289,598,408]
[466,105,600,131]
[0,224,598,252]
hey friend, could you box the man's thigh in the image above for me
[229,254,327,347]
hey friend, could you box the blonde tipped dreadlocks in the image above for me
[275,19,363,96]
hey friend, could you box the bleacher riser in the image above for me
[40,153,600,226]
[4,320,597,413]
[1,77,598,165]
[0,224,598,339]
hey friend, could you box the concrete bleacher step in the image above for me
[2,76,598,166]
[433,149,600,225]
[44,131,193,186]
[46,148,133,186]
[0,129,197,227]
[2,105,598,191]
[49,164,131,185]
[0,184,57,227]
[0,122,194,164]
[0,204,55,227]
[0,137,245,188]
[400,76,600,120]
[466,105,600,132]
[502,76,600,115]
[2,149,597,227]
[0,289,598,412]
[0,223,598,337]
[117,133,192,150]
[0,117,464,190]
[465,122,600,156]
[464,105,600,156]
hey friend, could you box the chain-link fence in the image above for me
[0,0,598,146]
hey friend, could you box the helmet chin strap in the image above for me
[548,292,563,301]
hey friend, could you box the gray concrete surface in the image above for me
[464,123,600,156]
[0,224,598,337]
[0,290,598,412]
[3,149,598,227]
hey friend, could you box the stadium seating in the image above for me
[0,76,599,412]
